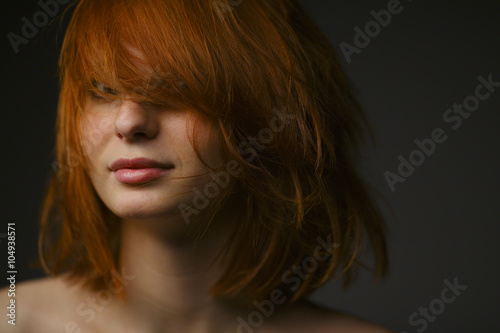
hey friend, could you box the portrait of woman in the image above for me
[3,0,391,332]
[4,0,500,332]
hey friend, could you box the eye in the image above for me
[89,80,119,102]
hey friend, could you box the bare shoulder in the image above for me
[263,299,394,333]
[0,274,90,332]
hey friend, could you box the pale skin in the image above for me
[1,77,393,333]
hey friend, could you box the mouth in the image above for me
[110,158,174,184]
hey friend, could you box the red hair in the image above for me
[39,0,388,304]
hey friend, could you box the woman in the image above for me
[1,0,391,332]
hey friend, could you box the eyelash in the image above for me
[87,81,181,110]
[89,82,119,102]
[89,89,106,101]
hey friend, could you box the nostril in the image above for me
[115,131,150,140]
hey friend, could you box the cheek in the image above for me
[185,118,222,168]
[164,112,221,169]
[202,126,223,167]
[80,114,113,161]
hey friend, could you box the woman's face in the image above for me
[80,87,222,222]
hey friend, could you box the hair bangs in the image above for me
[62,0,233,115]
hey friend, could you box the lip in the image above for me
[110,158,174,184]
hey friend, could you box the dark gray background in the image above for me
[2,1,499,332]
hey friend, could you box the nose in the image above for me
[114,99,159,141]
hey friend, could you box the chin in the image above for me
[110,198,170,218]
[93,177,202,223]
[107,192,190,221]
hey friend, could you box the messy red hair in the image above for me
[39,0,388,305]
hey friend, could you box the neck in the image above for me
[117,197,245,332]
